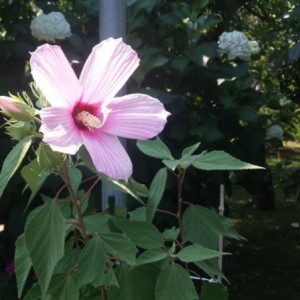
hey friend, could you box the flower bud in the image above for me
[0,96,35,121]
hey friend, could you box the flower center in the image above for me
[75,110,101,131]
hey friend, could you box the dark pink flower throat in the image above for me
[72,102,101,131]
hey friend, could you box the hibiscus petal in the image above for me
[101,94,170,139]
[30,44,82,108]
[40,107,82,154]
[79,38,139,104]
[82,132,132,181]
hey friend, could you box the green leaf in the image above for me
[107,265,129,300]
[194,259,227,282]
[84,214,110,234]
[136,248,168,266]
[79,285,101,300]
[15,234,32,299]
[35,143,62,170]
[177,244,227,263]
[54,248,80,274]
[76,236,106,287]
[6,122,33,141]
[128,207,147,221]
[21,159,49,207]
[162,227,180,241]
[108,264,161,300]
[128,177,149,197]
[111,217,164,249]
[183,205,240,249]
[48,273,79,300]
[199,282,228,300]
[101,176,145,205]
[196,0,209,9]
[69,167,82,194]
[192,151,264,171]
[179,143,202,169]
[23,283,42,300]
[137,137,173,160]
[101,232,137,265]
[0,135,32,198]
[155,264,198,300]
[162,159,179,170]
[147,167,168,222]
[182,142,201,157]
[24,201,65,296]
[127,264,161,300]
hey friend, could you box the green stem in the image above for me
[177,168,186,245]
[80,177,101,208]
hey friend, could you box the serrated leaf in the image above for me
[69,167,82,194]
[35,143,62,170]
[101,232,137,265]
[54,248,80,274]
[155,264,198,300]
[84,214,110,234]
[182,142,201,157]
[76,236,106,287]
[48,273,79,300]
[24,202,65,296]
[192,150,264,170]
[107,264,129,300]
[199,282,228,300]
[128,207,147,221]
[136,248,168,266]
[137,137,173,160]
[127,264,161,300]
[162,227,180,241]
[177,244,227,263]
[147,168,168,222]
[21,159,49,208]
[194,259,227,282]
[0,135,32,198]
[15,234,32,298]
[111,217,164,249]
[162,159,179,170]
[183,205,240,249]
[128,177,149,197]
[101,176,145,204]
[23,283,42,300]
[108,264,161,300]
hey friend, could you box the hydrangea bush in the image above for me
[218,30,260,61]
[30,11,71,42]
[0,37,263,299]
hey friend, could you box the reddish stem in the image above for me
[61,161,88,243]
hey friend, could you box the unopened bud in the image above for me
[0,96,35,122]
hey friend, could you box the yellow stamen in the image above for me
[76,111,101,131]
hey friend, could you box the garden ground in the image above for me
[225,149,300,300]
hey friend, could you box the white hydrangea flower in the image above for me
[266,125,284,140]
[249,40,260,55]
[218,30,251,61]
[30,12,71,42]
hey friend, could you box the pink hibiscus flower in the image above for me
[30,38,169,181]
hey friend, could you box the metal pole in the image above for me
[99,0,127,210]
[218,184,225,283]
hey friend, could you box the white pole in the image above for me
[99,0,127,210]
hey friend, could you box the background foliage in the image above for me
[0,0,300,299]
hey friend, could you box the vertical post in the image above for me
[218,184,225,283]
[99,0,127,209]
